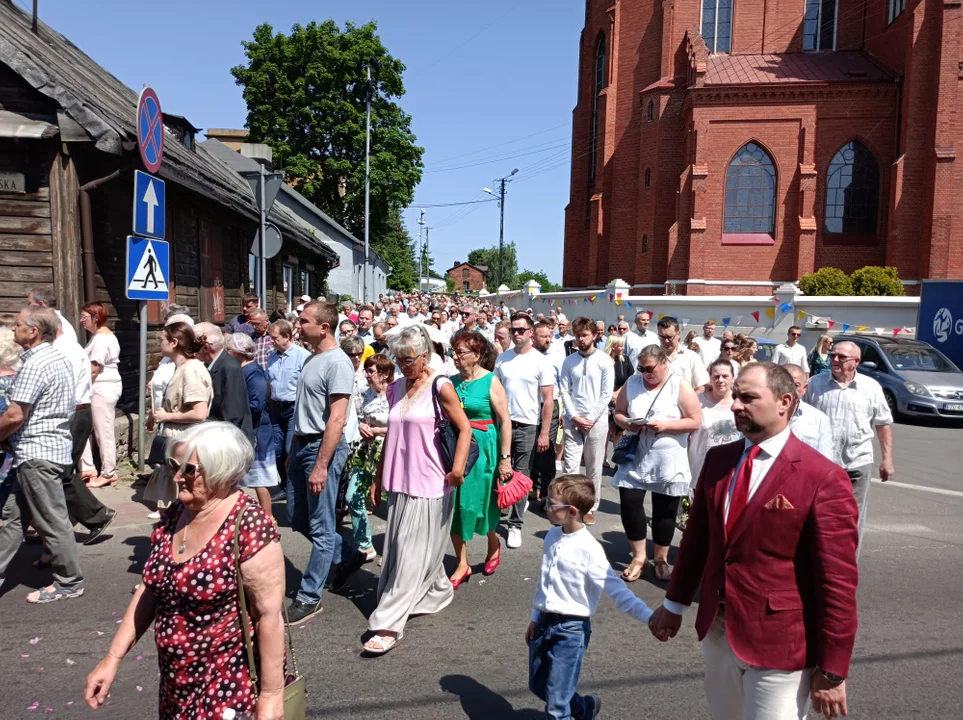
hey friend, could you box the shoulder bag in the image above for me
[611,375,672,466]
[431,375,480,477]
[233,510,306,720]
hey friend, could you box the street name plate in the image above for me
[0,172,26,193]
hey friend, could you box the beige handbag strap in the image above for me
[233,508,301,699]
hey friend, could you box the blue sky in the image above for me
[27,0,582,283]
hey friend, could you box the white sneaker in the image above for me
[507,527,522,549]
[147,511,160,520]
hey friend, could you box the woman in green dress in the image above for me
[449,331,514,588]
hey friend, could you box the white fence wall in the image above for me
[491,279,920,351]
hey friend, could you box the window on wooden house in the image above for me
[644,168,651,188]
[724,142,776,235]
[804,0,836,51]
[300,269,310,298]
[647,101,655,122]
[642,234,649,254]
[590,35,606,182]
[282,264,295,313]
[824,140,880,236]
[701,0,732,53]
[888,0,906,23]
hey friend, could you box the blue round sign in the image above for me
[137,86,164,173]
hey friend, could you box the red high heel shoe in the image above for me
[483,549,501,576]
[450,567,472,590]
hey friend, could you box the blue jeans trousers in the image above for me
[529,616,592,720]
[287,436,350,605]
[270,402,296,486]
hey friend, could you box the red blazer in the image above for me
[666,432,859,677]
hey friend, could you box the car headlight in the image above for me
[904,381,932,397]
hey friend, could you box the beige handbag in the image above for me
[233,511,306,720]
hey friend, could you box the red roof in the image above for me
[704,52,895,86]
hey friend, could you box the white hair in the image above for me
[165,313,194,327]
[0,328,22,372]
[167,421,254,494]
[389,325,431,358]
[194,322,224,350]
[225,332,255,361]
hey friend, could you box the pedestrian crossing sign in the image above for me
[126,235,170,301]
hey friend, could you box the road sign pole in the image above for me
[259,164,267,309]
[138,301,147,474]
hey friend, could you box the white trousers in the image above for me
[702,615,813,720]
[562,419,607,512]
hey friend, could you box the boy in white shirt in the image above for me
[526,475,654,719]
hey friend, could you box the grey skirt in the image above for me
[368,490,455,635]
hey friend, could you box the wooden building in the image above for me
[0,3,338,405]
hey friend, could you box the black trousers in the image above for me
[618,487,682,546]
[529,401,560,496]
[65,407,108,529]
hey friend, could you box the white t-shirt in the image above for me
[772,343,810,373]
[693,336,722,366]
[668,347,709,389]
[494,347,554,425]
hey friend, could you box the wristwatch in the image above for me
[816,668,845,686]
[499,454,512,460]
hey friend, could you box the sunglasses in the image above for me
[509,327,529,334]
[722,345,735,351]
[460,311,473,317]
[397,355,424,366]
[167,457,198,479]
[790,332,801,337]
[638,365,659,374]
[829,353,858,361]
[347,351,364,358]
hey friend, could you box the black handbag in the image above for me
[611,433,640,465]
[431,376,480,476]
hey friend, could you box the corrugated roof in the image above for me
[704,52,896,86]
[0,2,336,265]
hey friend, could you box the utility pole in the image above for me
[363,62,372,303]
[417,209,426,290]
[485,168,518,289]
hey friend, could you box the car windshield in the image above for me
[883,346,959,372]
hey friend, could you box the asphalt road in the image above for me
[1,421,961,719]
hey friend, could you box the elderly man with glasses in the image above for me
[247,309,274,370]
[454,305,478,337]
[773,325,810,377]
[805,340,894,555]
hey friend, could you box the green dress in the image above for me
[451,372,501,541]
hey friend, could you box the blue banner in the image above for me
[918,280,963,369]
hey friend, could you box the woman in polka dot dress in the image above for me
[85,423,287,720]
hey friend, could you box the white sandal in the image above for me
[362,631,402,656]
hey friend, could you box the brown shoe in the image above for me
[583,512,596,525]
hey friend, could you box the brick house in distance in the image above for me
[447,262,488,292]
[563,0,962,294]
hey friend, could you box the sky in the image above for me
[25,0,583,284]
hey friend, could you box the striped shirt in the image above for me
[9,342,73,467]
[805,372,893,469]
[254,333,275,370]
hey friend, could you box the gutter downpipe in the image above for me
[79,168,128,303]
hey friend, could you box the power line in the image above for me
[427,123,569,165]
[413,198,498,208]
[424,141,571,173]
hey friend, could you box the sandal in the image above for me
[360,547,377,563]
[362,631,403,656]
[26,583,85,604]
[88,475,118,489]
[621,558,650,583]
[653,559,672,582]
[32,554,53,569]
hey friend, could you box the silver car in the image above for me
[841,335,963,420]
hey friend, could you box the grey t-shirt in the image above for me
[293,347,355,436]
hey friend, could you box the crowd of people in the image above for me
[0,284,897,719]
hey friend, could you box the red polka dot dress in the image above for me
[142,493,280,719]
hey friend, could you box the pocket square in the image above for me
[764,494,795,511]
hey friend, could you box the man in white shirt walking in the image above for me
[784,364,833,459]
[559,317,614,524]
[495,314,555,548]
[805,341,894,554]
[634,310,659,347]
[693,320,722,367]
[658,317,709,390]
[772,326,810,376]
[532,321,564,502]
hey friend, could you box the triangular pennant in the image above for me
[797,310,807,320]
[751,311,760,322]
[680,317,690,328]
[658,314,665,320]
[841,324,850,332]
[893,328,902,336]
[827,320,836,329]
[734,315,743,325]
[608,294,614,303]
[721,317,731,327]
[771,296,780,305]
[875,327,884,334]
[625,301,632,308]
[779,303,792,312]
[857,325,867,332]
[615,297,621,306]
[764,307,775,320]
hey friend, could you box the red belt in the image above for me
[469,419,495,432]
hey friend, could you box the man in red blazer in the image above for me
[649,363,859,719]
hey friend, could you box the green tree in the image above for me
[467,242,518,291]
[850,266,905,296]
[798,267,853,296]
[376,210,418,291]
[517,269,561,293]
[231,20,424,244]
[445,277,456,293]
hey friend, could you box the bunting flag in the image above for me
[797,310,807,320]
[779,303,793,312]
[764,307,776,320]
[875,327,884,334]
[771,296,780,305]
[841,324,850,333]
[658,314,665,320]
[608,294,614,303]
[625,301,632,308]
[751,311,760,322]
[721,317,731,328]
[708,318,716,324]
[680,317,690,328]
[827,320,836,329]
[735,315,744,325]
[857,325,867,332]
[893,328,902,336]
[589,295,597,304]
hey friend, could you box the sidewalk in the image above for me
[83,480,155,531]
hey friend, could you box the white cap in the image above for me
[165,313,194,327]
[300,294,312,302]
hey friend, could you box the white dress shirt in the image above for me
[634,328,659,348]
[53,334,91,406]
[773,343,810,374]
[664,427,793,616]
[804,372,893,469]
[668,347,710,389]
[560,349,614,425]
[531,526,653,624]
[55,310,78,346]
[789,401,833,460]
[693,336,722,366]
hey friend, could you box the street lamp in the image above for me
[484,168,518,289]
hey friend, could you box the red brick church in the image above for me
[563,0,963,294]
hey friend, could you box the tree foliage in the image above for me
[850,266,905,296]
[798,267,853,296]
[376,210,419,291]
[231,20,424,249]
[467,242,518,291]
[517,269,561,293]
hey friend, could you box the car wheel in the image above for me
[883,389,900,419]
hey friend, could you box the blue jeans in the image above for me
[529,616,592,719]
[270,402,295,486]
[346,469,373,551]
[287,435,350,605]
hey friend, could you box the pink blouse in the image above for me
[381,374,451,499]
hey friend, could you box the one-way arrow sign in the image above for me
[133,170,166,239]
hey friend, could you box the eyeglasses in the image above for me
[460,311,473,317]
[167,457,199,479]
[546,503,573,512]
[638,365,659,374]
[721,345,735,351]
[658,334,676,341]
[829,353,858,361]
[363,367,379,374]
[347,351,364,358]
[79,313,92,321]
[790,332,801,337]
[454,348,475,357]
[509,327,529,334]
[397,355,424,366]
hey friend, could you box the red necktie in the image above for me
[727,445,762,535]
